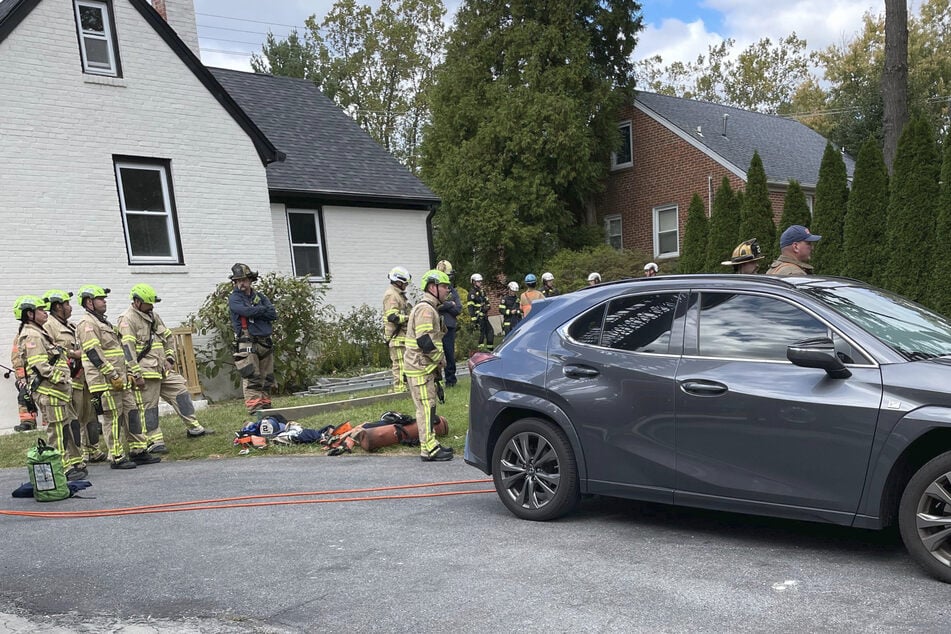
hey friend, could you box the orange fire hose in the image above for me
[0,478,495,520]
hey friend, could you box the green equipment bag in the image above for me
[27,439,70,502]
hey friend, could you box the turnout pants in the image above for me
[96,387,148,461]
[477,317,495,351]
[407,373,438,456]
[38,393,84,471]
[71,381,104,459]
[130,379,163,448]
[444,327,457,386]
[160,370,201,431]
[389,344,407,392]
[239,348,275,414]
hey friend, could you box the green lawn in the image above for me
[0,378,471,468]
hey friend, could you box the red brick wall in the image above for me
[599,103,792,256]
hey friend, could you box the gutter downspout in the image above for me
[426,203,438,267]
[707,175,713,218]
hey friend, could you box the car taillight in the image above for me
[467,352,498,373]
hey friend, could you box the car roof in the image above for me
[577,274,869,293]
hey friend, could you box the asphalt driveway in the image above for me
[0,455,949,632]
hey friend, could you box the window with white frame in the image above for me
[605,214,622,249]
[653,204,679,257]
[74,0,120,76]
[114,159,182,264]
[611,121,633,170]
[287,210,327,279]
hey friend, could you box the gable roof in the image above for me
[210,67,439,207]
[634,91,854,188]
[0,0,283,166]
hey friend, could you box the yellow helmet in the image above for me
[721,239,764,266]
[13,295,48,320]
[420,269,451,291]
[435,260,453,274]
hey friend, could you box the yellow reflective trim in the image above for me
[415,323,434,333]
[82,339,100,350]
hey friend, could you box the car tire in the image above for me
[898,451,951,583]
[491,417,579,521]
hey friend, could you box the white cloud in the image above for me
[636,18,725,65]
[201,49,253,72]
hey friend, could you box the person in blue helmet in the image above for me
[519,274,545,316]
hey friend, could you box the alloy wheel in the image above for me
[498,431,561,510]
[913,470,951,567]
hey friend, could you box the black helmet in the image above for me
[229,263,258,281]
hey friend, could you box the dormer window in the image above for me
[74,0,121,77]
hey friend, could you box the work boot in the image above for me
[421,446,454,462]
[148,443,168,454]
[13,422,36,432]
[87,451,108,463]
[65,466,88,481]
[187,426,214,438]
[131,452,161,465]
[110,458,137,470]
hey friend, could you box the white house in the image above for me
[0,0,437,428]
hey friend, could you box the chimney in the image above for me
[151,0,168,20]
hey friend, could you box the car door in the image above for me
[674,291,883,519]
[546,292,686,503]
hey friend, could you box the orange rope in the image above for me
[0,478,494,519]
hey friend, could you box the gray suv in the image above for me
[465,275,951,583]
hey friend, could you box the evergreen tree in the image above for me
[421,0,645,277]
[680,193,708,273]
[773,180,812,257]
[928,131,951,315]
[738,151,776,269]
[810,142,850,274]
[883,117,940,302]
[842,138,889,286]
[704,177,740,271]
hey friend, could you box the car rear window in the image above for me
[568,304,605,345]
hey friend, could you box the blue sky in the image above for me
[194,0,912,73]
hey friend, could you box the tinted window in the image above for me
[602,294,678,353]
[568,304,605,345]
[697,293,827,361]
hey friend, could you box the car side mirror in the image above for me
[787,337,852,379]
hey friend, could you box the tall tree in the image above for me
[883,117,940,302]
[929,130,951,315]
[680,193,708,273]
[883,0,909,172]
[704,177,740,271]
[738,152,776,268]
[251,0,446,172]
[842,138,889,286]
[773,180,812,258]
[810,142,850,275]
[421,0,644,277]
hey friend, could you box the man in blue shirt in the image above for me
[228,264,278,414]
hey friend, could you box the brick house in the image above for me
[598,92,855,262]
[0,0,436,425]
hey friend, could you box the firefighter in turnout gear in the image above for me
[404,270,453,462]
[43,289,106,464]
[383,267,412,393]
[76,285,158,469]
[14,295,87,480]
[434,260,462,387]
[228,264,278,414]
[11,338,37,431]
[467,273,494,352]
[519,274,546,317]
[499,281,522,336]
[541,272,559,298]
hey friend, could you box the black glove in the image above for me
[435,380,445,404]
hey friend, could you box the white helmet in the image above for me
[388,266,411,284]
[470,273,483,283]
[507,281,519,292]
[587,272,601,282]
[644,262,659,273]
[541,272,554,282]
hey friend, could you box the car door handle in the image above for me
[680,380,728,396]
[563,365,600,379]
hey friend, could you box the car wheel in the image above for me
[491,417,579,521]
[899,452,951,583]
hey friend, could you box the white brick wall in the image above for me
[271,203,432,314]
[0,0,275,428]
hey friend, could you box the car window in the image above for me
[601,294,679,353]
[568,304,605,345]
[697,292,828,361]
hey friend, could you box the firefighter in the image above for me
[519,274,546,317]
[43,289,106,463]
[721,239,764,274]
[10,338,37,432]
[76,285,158,469]
[403,269,453,462]
[14,295,86,480]
[499,281,522,336]
[435,260,462,388]
[383,267,412,393]
[228,264,278,414]
[467,273,494,352]
[644,262,659,277]
[587,272,602,286]
[541,272,559,298]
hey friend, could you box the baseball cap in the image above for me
[780,225,822,249]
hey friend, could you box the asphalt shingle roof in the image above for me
[210,67,438,204]
[0,0,22,26]
[635,91,854,187]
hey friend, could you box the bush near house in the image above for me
[543,244,656,291]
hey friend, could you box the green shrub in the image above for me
[542,244,654,291]
[314,304,389,374]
